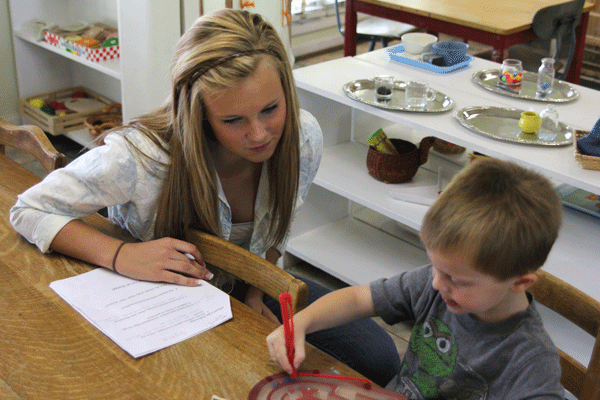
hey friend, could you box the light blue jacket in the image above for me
[10,109,322,259]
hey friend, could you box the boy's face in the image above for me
[428,249,527,322]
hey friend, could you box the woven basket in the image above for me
[366,137,435,183]
[574,129,600,171]
[84,103,122,142]
[432,138,466,154]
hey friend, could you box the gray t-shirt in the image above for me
[370,265,564,400]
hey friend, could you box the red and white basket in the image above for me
[44,29,120,63]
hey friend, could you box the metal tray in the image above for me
[343,79,454,113]
[472,69,579,102]
[454,106,574,146]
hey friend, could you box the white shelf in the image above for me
[293,57,600,195]
[287,216,430,286]
[289,54,600,302]
[14,31,122,80]
[316,142,435,231]
[10,0,180,124]
[307,141,600,300]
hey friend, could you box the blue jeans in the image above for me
[263,275,401,387]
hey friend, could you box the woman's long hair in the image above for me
[121,9,301,247]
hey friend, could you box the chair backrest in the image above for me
[528,269,600,400]
[187,230,308,314]
[531,0,585,79]
[0,119,67,173]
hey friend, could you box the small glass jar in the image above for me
[537,58,555,97]
[374,75,395,101]
[540,104,559,131]
[500,59,523,90]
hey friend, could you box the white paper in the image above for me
[389,166,454,205]
[50,268,232,358]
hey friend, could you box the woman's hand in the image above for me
[114,237,214,286]
[245,286,280,324]
[266,324,306,375]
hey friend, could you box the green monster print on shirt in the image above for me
[399,316,487,400]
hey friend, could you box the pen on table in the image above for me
[279,292,298,378]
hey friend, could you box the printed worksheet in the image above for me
[50,268,232,358]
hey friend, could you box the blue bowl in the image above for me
[432,41,469,66]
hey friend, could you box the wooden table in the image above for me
[0,154,369,400]
[343,0,594,84]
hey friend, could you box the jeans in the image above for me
[263,275,401,387]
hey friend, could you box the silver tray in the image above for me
[454,106,574,146]
[343,79,454,113]
[472,69,579,102]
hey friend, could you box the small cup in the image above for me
[500,59,523,90]
[519,111,541,134]
[405,81,436,109]
[374,75,395,101]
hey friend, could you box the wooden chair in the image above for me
[528,269,600,399]
[0,119,67,173]
[187,230,308,314]
[333,0,417,52]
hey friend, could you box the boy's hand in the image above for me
[114,237,214,286]
[266,324,306,375]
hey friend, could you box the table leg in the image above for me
[343,0,358,57]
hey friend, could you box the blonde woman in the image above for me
[11,10,400,385]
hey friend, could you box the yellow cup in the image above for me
[519,111,541,134]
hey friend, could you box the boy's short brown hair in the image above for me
[420,157,562,281]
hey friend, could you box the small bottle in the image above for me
[540,105,559,132]
[537,58,555,97]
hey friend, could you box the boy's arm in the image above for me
[266,285,376,375]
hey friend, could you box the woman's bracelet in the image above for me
[112,241,127,274]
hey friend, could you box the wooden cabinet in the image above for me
[9,0,182,146]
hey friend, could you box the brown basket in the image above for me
[574,129,600,171]
[84,103,123,142]
[18,86,113,135]
[366,137,435,183]
[432,138,466,154]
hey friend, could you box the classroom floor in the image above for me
[5,35,495,368]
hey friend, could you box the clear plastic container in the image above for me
[537,58,555,97]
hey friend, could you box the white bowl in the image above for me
[401,32,438,55]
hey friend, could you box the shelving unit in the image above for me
[287,54,600,373]
[287,56,600,302]
[9,0,181,147]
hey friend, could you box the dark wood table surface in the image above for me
[343,0,594,84]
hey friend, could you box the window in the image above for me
[291,0,343,21]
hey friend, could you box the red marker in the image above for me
[279,292,297,378]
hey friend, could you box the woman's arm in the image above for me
[50,219,214,286]
[266,284,377,374]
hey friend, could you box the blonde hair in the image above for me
[420,158,562,281]
[119,9,301,246]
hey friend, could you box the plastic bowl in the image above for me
[432,41,469,66]
[401,32,438,54]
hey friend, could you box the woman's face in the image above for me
[204,58,287,164]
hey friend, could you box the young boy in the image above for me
[267,158,565,399]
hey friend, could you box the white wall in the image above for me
[1,0,20,123]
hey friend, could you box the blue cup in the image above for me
[432,41,469,66]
